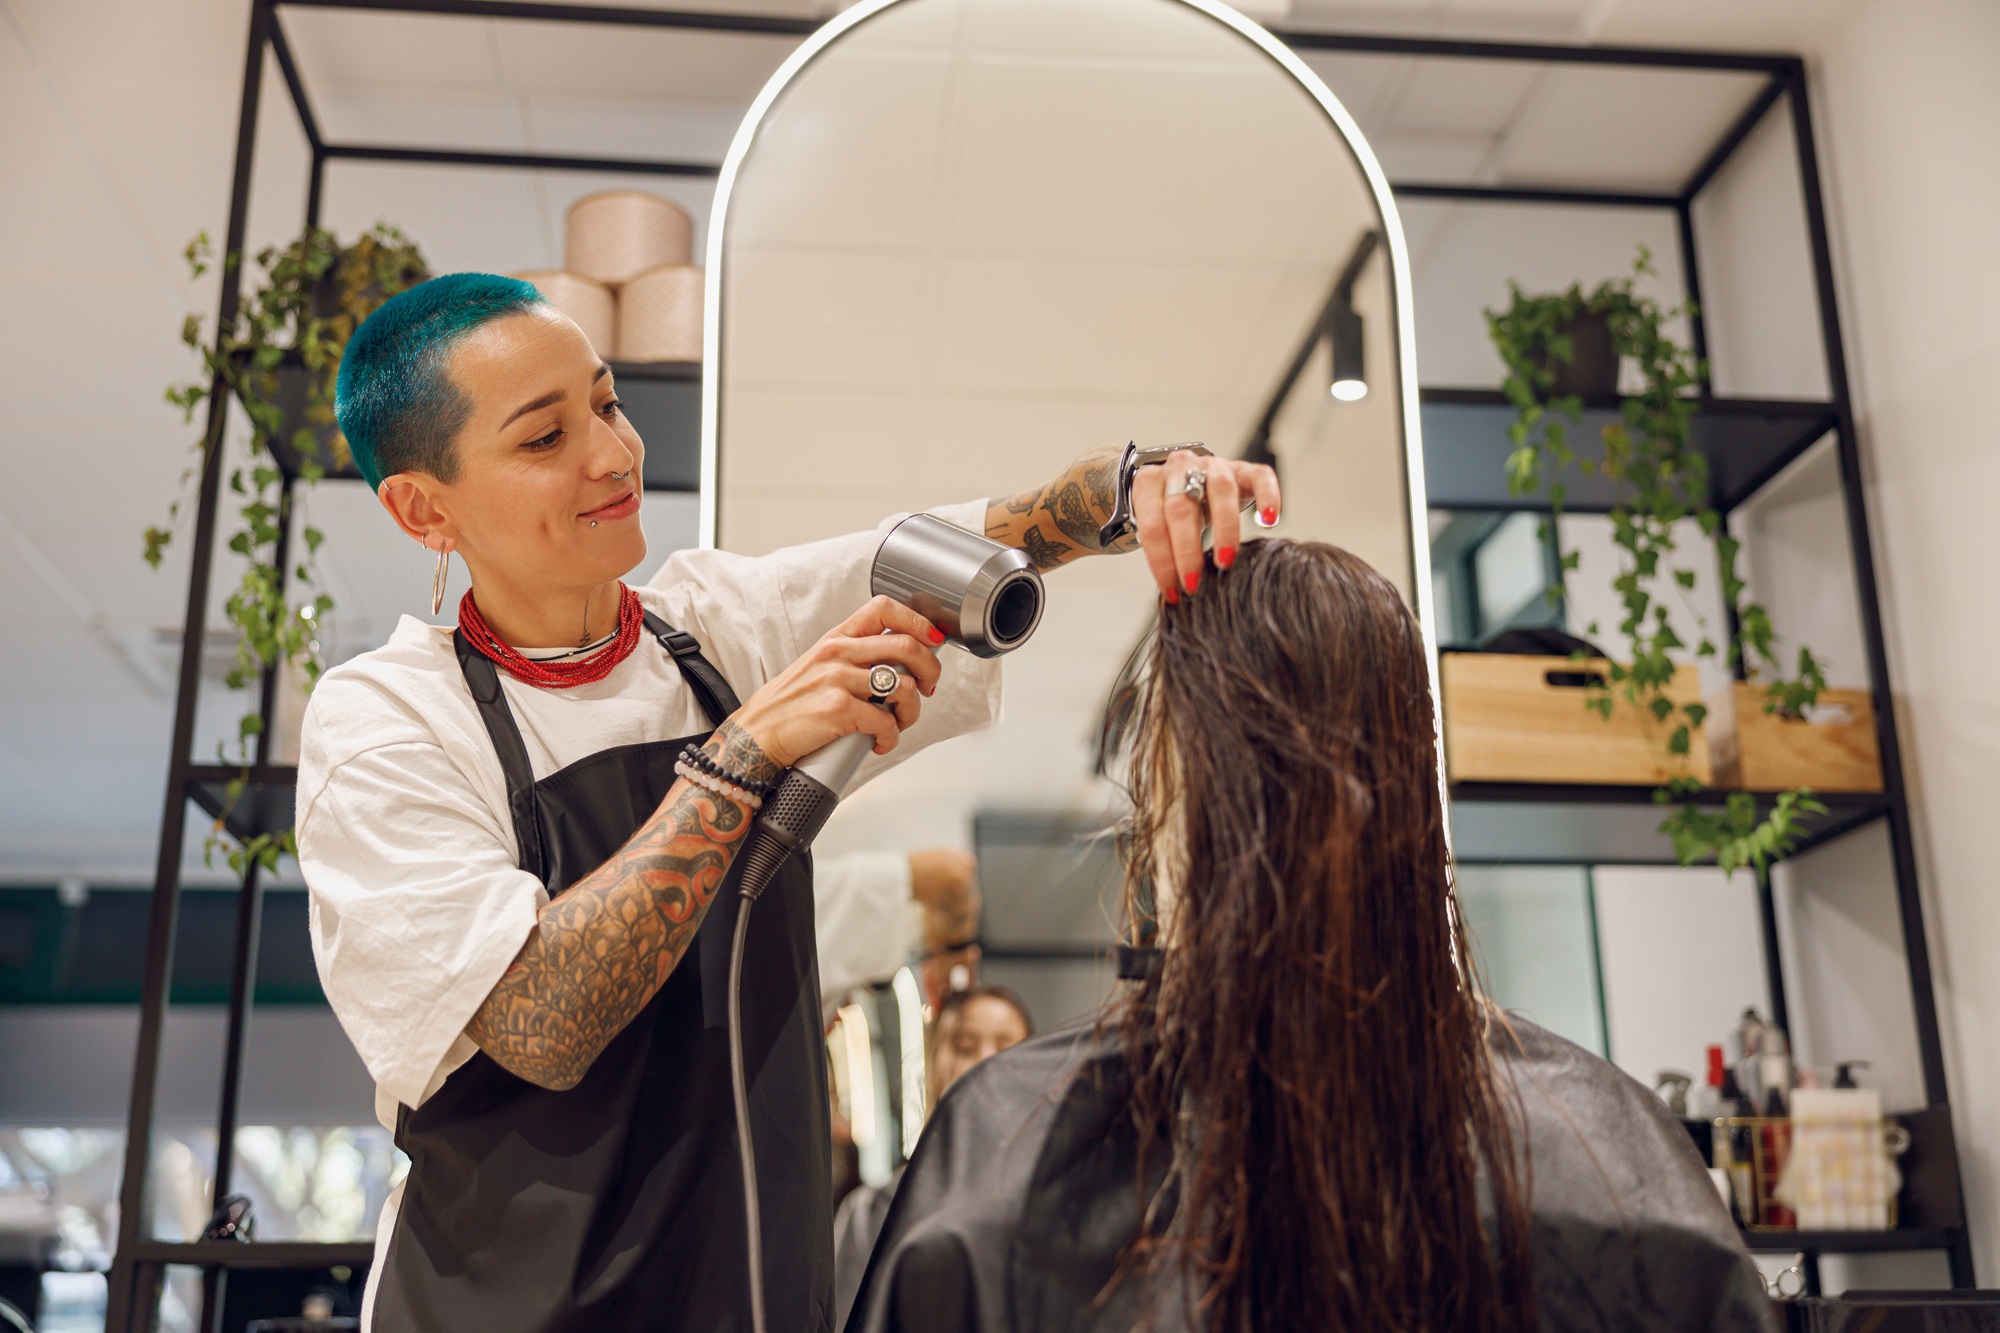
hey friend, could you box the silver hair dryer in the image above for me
[726,513,1042,1333]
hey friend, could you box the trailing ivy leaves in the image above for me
[1656,781,1830,876]
[1486,248,1827,872]
[150,224,429,875]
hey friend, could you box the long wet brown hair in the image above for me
[1115,538,1533,1332]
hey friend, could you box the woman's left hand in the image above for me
[1129,452,1281,601]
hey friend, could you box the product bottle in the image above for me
[1686,1044,1726,1121]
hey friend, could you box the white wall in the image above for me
[1810,0,2000,1279]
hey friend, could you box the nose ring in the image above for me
[608,468,633,483]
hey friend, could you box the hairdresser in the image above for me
[295,273,1277,1332]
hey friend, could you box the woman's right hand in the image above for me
[730,595,946,769]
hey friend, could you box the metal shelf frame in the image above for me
[103,5,1971,1328]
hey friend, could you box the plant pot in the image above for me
[1537,310,1620,398]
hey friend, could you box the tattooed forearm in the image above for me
[984,448,1133,569]
[463,719,772,1090]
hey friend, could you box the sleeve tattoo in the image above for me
[463,719,780,1090]
[984,450,1133,571]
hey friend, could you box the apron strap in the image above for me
[452,628,550,882]
[451,610,746,876]
[641,611,744,724]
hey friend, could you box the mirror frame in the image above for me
[695,0,1440,701]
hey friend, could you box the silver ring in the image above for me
[1182,467,1208,506]
[608,468,633,482]
[867,664,900,706]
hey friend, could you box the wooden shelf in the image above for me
[1420,388,1836,517]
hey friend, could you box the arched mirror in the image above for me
[705,0,1425,1026]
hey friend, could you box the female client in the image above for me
[296,273,1276,1332]
[848,540,1775,1333]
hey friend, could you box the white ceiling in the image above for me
[0,0,1861,879]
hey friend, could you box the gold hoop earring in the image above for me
[431,543,451,616]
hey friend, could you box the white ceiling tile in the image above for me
[310,89,530,152]
[1493,65,1770,191]
[280,11,503,98]
[8,0,246,84]
[941,58,1367,263]
[1386,55,1541,134]
[491,19,794,107]
[1370,128,1497,180]
[523,98,745,163]
[726,49,953,251]
[1295,52,1416,129]
[968,0,1248,65]
[724,250,928,388]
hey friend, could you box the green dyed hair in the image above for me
[335,272,548,491]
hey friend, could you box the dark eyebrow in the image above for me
[500,388,564,431]
[594,364,610,384]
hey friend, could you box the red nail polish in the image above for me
[1217,545,1236,569]
[1260,507,1278,526]
[1184,571,1199,593]
[929,627,946,645]
[1165,587,1179,606]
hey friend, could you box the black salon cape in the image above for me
[844,1014,1776,1332]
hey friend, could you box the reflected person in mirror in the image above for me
[850,539,1774,1333]
[295,272,1276,1332]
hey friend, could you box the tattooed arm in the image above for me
[464,595,948,1091]
[983,447,1131,573]
[464,720,776,1090]
[985,447,1282,593]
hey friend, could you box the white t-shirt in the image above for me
[813,851,924,1014]
[296,499,1001,1132]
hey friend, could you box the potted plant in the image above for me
[148,224,429,871]
[1485,247,1828,873]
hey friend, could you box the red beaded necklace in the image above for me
[457,582,645,689]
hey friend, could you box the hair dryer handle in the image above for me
[790,729,874,797]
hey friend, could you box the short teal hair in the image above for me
[335,272,547,491]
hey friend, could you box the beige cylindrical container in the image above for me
[510,270,616,358]
[617,265,704,363]
[565,191,694,288]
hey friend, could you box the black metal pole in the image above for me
[105,2,274,1328]
[1784,67,1972,1278]
[306,149,326,230]
[1754,864,1790,1036]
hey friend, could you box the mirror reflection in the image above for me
[715,0,1415,1031]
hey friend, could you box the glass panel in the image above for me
[1456,863,1607,1056]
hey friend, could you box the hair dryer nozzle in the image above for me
[872,513,1044,658]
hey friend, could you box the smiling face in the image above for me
[377,309,646,627]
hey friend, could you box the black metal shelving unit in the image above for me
[104,5,1972,1329]
[1302,33,1972,1291]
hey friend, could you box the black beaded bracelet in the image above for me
[680,742,780,797]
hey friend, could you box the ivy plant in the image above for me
[1486,248,1826,873]
[148,224,429,873]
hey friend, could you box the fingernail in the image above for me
[1258,507,1278,528]
[1165,587,1179,606]
[929,627,946,645]
[1217,545,1237,569]
[1184,570,1199,594]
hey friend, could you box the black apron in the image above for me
[372,612,834,1332]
